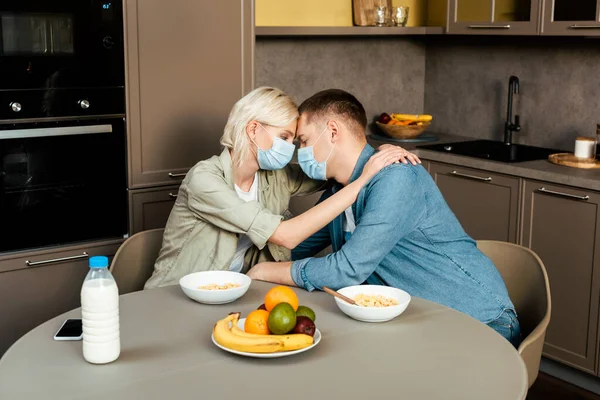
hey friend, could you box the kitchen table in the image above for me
[0,281,528,399]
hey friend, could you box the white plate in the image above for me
[211,318,321,358]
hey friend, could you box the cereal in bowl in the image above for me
[353,293,399,307]
[198,282,241,290]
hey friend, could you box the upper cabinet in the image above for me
[541,0,600,35]
[447,0,541,34]
[124,0,254,189]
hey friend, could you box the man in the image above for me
[247,89,520,348]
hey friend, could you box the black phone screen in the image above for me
[56,319,83,337]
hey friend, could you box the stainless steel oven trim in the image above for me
[0,124,112,139]
[0,114,125,125]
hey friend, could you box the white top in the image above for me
[229,173,259,272]
[343,206,356,242]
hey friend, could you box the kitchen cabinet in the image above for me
[124,0,254,189]
[129,186,179,234]
[429,161,520,243]
[0,240,122,356]
[447,0,541,35]
[541,0,600,35]
[521,180,600,374]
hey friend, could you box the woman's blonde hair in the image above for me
[220,86,299,168]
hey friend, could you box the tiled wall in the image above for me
[257,35,600,151]
[425,36,600,150]
[255,37,427,135]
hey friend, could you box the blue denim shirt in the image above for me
[291,144,515,324]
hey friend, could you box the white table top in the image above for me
[0,281,528,400]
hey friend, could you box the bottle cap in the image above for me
[89,256,109,268]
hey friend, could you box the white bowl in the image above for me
[334,285,411,323]
[179,271,251,305]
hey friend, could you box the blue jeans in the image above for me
[487,309,522,348]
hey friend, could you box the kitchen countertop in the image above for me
[368,132,600,192]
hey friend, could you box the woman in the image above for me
[144,87,420,289]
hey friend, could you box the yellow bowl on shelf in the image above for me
[375,121,431,139]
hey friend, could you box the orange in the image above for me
[264,286,299,312]
[244,309,270,335]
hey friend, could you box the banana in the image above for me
[213,313,284,353]
[229,313,314,352]
[391,113,432,122]
[212,312,314,353]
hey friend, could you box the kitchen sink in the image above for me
[417,139,564,163]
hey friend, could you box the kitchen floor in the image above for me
[527,373,600,400]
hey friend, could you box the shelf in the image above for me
[255,26,445,37]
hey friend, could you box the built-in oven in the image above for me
[0,118,128,253]
[0,0,127,254]
[0,0,124,120]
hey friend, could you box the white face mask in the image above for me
[297,125,335,181]
[250,122,295,171]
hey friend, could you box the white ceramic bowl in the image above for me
[179,271,251,304]
[334,285,411,322]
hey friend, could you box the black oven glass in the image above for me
[0,119,128,253]
[0,1,123,90]
[1,13,74,55]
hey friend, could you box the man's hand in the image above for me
[376,144,421,165]
[247,261,296,287]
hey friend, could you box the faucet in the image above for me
[504,75,521,145]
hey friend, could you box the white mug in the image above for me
[574,136,597,159]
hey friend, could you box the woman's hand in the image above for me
[359,146,417,182]
[377,144,421,165]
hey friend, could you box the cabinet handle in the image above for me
[26,252,89,267]
[536,187,590,201]
[169,193,178,198]
[569,25,600,29]
[468,24,511,29]
[450,170,492,182]
[168,172,186,178]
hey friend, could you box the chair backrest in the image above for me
[110,228,165,295]
[477,240,552,388]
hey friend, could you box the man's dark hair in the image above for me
[298,89,368,136]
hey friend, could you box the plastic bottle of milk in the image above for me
[81,256,120,364]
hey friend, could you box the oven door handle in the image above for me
[25,252,90,267]
[0,125,112,140]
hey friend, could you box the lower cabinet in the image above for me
[429,161,521,243]
[425,158,600,375]
[0,240,123,356]
[521,179,600,375]
[129,185,179,234]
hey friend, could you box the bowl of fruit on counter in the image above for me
[211,285,321,358]
[376,113,432,139]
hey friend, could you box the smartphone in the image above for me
[54,318,83,341]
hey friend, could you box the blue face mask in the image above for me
[252,123,295,171]
[298,125,336,181]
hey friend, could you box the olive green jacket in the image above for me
[144,149,324,289]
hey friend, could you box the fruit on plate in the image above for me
[293,316,316,337]
[244,309,270,335]
[264,285,299,312]
[296,305,316,322]
[213,312,313,353]
[268,302,297,335]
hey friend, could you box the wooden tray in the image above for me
[548,153,600,169]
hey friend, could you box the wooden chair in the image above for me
[109,228,165,294]
[477,240,552,388]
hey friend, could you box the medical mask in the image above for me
[251,122,295,170]
[298,125,335,181]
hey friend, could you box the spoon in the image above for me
[322,286,357,305]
